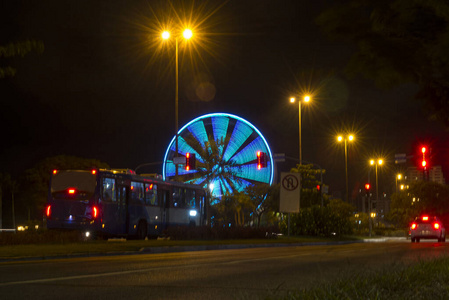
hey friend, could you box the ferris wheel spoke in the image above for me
[231,136,267,165]
[211,116,230,156]
[223,120,254,161]
[187,119,209,146]
[228,164,270,183]
[177,136,206,163]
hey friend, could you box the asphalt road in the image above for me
[1,240,448,299]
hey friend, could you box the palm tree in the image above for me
[180,135,243,203]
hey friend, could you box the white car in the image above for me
[410,215,446,243]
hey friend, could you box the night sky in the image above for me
[1,0,447,196]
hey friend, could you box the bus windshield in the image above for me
[51,171,97,199]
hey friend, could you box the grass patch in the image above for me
[282,257,449,299]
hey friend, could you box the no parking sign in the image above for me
[280,172,300,213]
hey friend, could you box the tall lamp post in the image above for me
[370,158,383,228]
[289,95,310,165]
[162,28,193,179]
[337,134,354,202]
[396,174,402,193]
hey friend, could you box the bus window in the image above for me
[173,188,184,208]
[102,177,116,202]
[131,181,144,203]
[185,189,195,208]
[145,183,158,205]
[51,170,97,200]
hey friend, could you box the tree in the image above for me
[388,180,449,227]
[180,135,243,202]
[0,173,12,229]
[0,40,44,78]
[244,183,280,227]
[317,0,449,126]
[290,164,327,208]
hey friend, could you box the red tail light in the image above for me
[91,169,97,175]
[68,188,76,194]
[434,222,440,230]
[411,223,417,230]
[92,206,98,219]
[46,205,51,219]
[422,216,429,221]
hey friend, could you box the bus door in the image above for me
[160,189,170,230]
[116,185,129,235]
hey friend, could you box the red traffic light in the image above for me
[185,153,196,171]
[364,183,370,190]
[422,147,427,154]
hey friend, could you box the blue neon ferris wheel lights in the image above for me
[163,113,274,199]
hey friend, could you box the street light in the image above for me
[369,158,383,210]
[289,95,311,165]
[396,174,402,193]
[337,134,354,202]
[162,28,193,179]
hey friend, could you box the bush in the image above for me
[285,200,354,237]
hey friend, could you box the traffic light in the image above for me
[256,151,267,170]
[421,146,428,170]
[364,183,370,196]
[185,153,196,171]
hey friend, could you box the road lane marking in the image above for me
[0,266,173,286]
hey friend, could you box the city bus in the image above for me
[46,169,209,239]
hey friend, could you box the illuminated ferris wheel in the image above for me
[163,113,274,200]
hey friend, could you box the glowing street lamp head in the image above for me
[162,31,170,40]
[378,159,383,165]
[289,97,296,103]
[337,136,343,142]
[370,159,375,165]
[183,29,193,39]
[348,135,354,142]
[304,95,311,102]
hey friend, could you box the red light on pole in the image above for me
[422,147,426,154]
[365,183,370,191]
[256,151,267,170]
[185,153,196,171]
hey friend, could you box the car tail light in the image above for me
[422,216,429,221]
[68,188,76,194]
[91,169,97,175]
[434,222,440,230]
[46,205,51,219]
[411,223,417,230]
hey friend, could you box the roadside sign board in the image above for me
[173,157,186,165]
[274,153,286,162]
[394,153,407,164]
[280,172,300,213]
